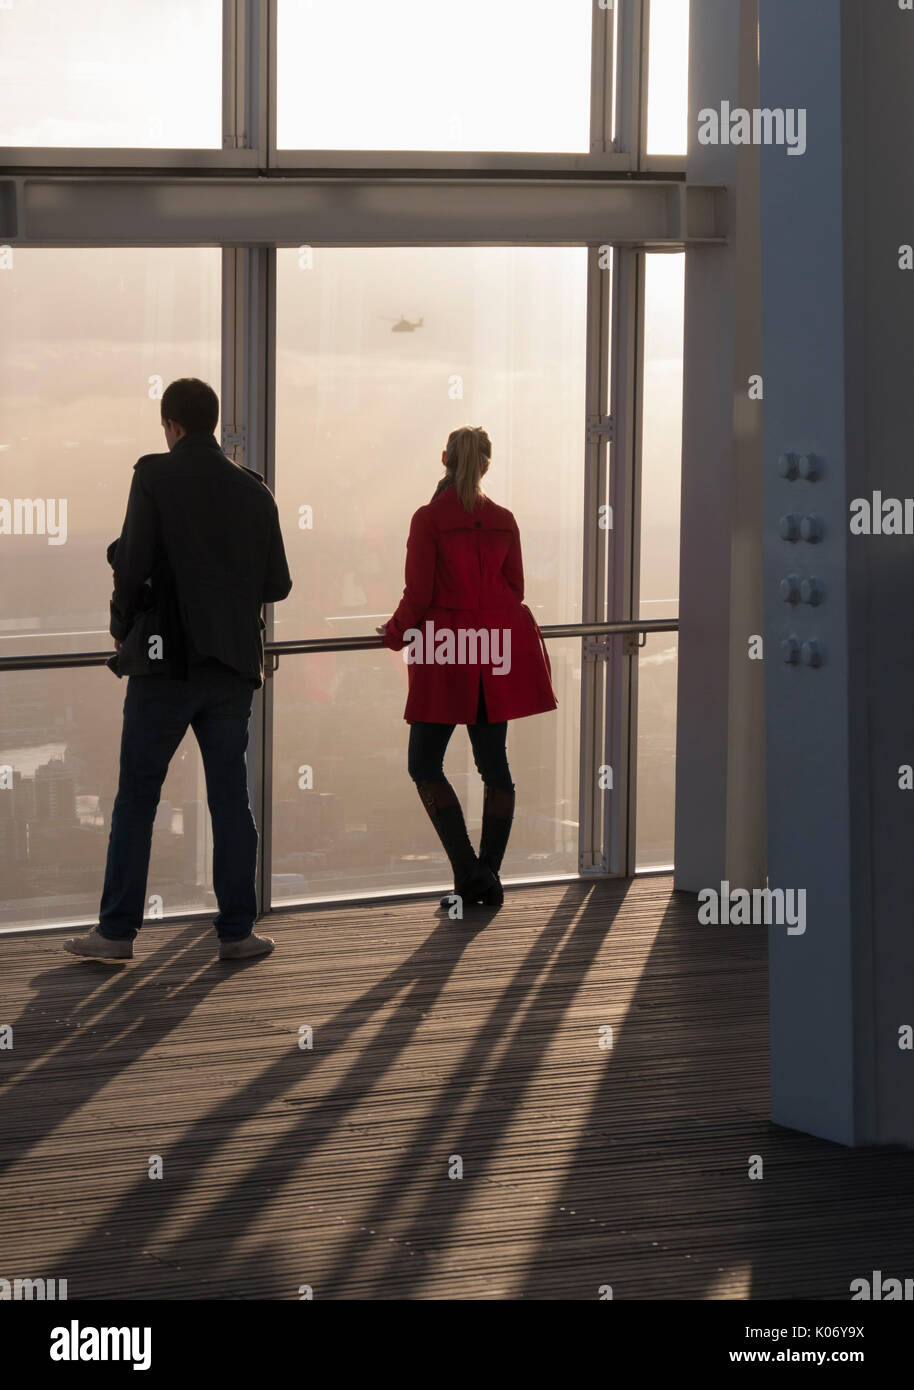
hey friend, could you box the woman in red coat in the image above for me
[379,426,557,910]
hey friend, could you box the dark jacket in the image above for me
[107,431,292,687]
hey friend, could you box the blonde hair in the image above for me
[442,425,491,512]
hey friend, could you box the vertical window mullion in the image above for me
[622,251,646,875]
[579,247,612,872]
[224,0,268,157]
[266,0,278,166]
[589,0,616,154]
[615,0,647,165]
[223,0,235,149]
[602,246,643,876]
[223,245,276,915]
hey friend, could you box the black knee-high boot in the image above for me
[476,784,516,907]
[415,780,497,908]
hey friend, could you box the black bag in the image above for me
[105,538,188,679]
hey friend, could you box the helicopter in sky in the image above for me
[379,315,424,333]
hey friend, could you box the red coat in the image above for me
[383,484,558,725]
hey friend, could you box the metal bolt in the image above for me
[799,577,824,606]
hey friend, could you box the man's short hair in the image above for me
[161,378,219,435]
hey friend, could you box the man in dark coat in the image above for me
[65,378,292,964]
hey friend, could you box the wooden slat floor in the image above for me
[1,875,912,1300]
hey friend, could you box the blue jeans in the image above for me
[98,662,259,942]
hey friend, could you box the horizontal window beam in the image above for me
[0,149,264,171]
[1,177,725,247]
[268,152,639,173]
[0,151,689,176]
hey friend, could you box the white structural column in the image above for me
[674,0,765,893]
[760,0,914,1147]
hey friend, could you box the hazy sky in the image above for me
[0,0,688,153]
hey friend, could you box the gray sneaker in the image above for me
[218,932,275,961]
[64,929,133,962]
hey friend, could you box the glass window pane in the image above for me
[272,639,581,904]
[272,246,586,901]
[0,248,221,657]
[636,252,684,869]
[0,0,222,148]
[0,247,221,932]
[646,0,690,156]
[277,0,592,152]
[274,247,585,642]
[0,669,218,931]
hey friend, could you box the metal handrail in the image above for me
[0,618,679,673]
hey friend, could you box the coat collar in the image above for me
[170,431,265,480]
[429,479,512,532]
[171,430,224,454]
